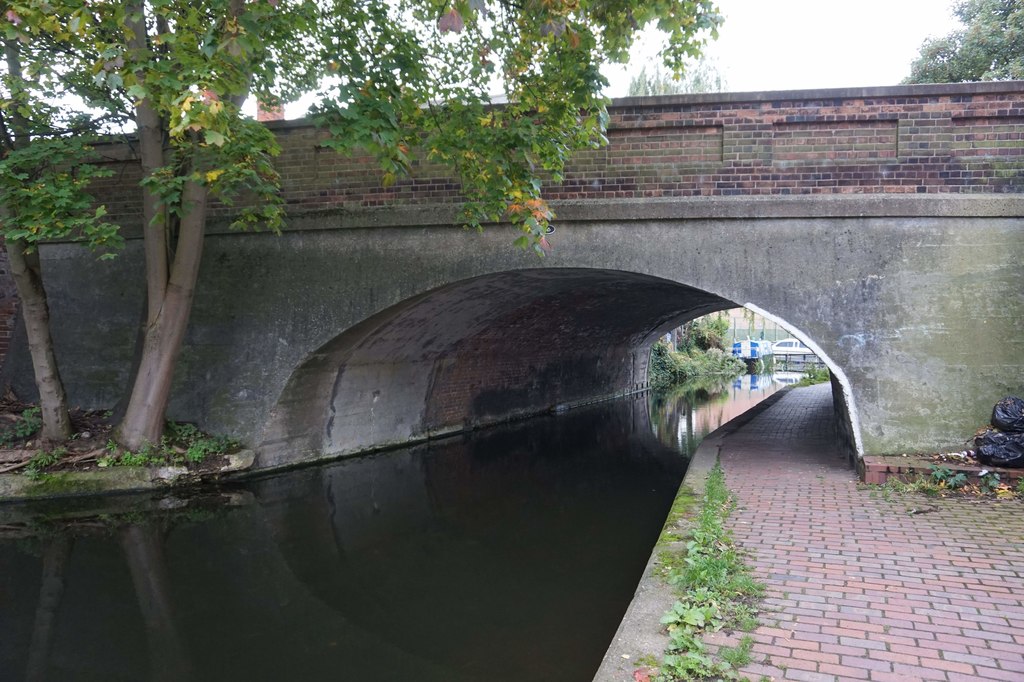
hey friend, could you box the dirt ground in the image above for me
[0,394,116,474]
[0,393,232,476]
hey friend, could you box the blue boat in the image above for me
[731,339,773,360]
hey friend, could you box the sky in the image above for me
[603,0,962,97]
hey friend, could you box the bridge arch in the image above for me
[4,194,1020,463]
[257,267,859,470]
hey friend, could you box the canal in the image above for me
[0,375,784,682]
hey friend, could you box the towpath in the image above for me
[707,383,1024,682]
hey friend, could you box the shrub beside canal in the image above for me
[649,341,745,389]
[651,314,746,389]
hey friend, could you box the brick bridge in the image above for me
[3,82,1023,471]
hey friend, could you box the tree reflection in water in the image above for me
[648,374,784,457]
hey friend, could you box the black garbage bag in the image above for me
[992,396,1024,433]
[975,429,1024,468]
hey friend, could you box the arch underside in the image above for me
[258,269,733,468]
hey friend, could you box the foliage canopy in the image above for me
[4,0,724,449]
[6,0,723,248]
[905,0,1024,83]
[1,14,122,252]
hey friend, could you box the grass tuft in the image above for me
[655,463,764,680]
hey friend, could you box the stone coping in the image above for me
[48,193,1024,244]
[0,450,254,503]
[154,194,1024,237]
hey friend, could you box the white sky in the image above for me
[604,0,962,96]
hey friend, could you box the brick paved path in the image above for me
[706,384,1024,682]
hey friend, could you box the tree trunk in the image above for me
[3,41,72,443]
[113,0,249,450]
[114,2,188,448]
[115,179,208,450]
[25,536,73,682]
[4,237,72,442]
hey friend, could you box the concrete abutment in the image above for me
[2,194,1021,468]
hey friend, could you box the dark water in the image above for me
[0,380,780,682]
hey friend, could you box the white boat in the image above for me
[772,338,814,357]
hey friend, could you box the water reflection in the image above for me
[649,374,783,455]
[0,382,779,682]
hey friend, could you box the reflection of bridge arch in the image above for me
[255,397,685,681]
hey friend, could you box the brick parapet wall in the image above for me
[557,88,1024,199]
[85,82,1024,230]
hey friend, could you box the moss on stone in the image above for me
[23,473,107,497]
[657,484,697,546]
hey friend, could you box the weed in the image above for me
[166,421,202,443]
[928,464,967,490]
[118,449,162,467]
[1017,479,1024,496]
[882,475,940,497]
[979,471,1001,494]
[655,464,764,680]
[98,438,161,467]
[185,435,234,463]
[166,422,236,464]
[0,407,42,446]
[734,606,760,632]
[15,408,42,438]
[718,635,754,669]
[94,423,237,468]
[794,366,830,387]
[24,447,67,480]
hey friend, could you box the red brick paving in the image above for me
[705,384,1024,682]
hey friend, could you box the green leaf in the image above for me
[204,130,227,147]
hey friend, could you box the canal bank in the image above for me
[593,386,793,681]
[598,383,1024,682]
